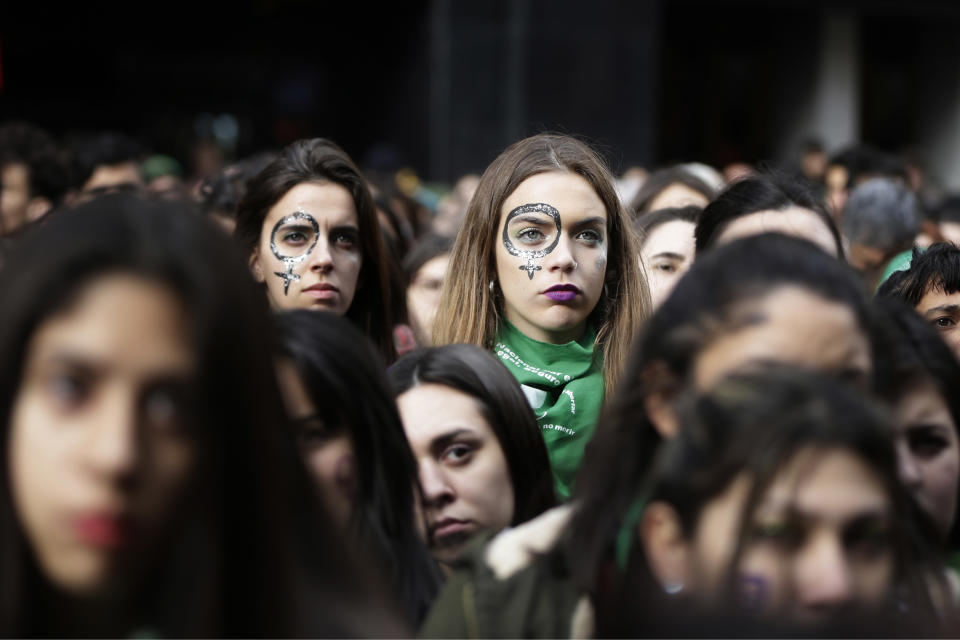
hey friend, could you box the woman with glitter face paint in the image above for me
[235,138,397,363]
[432,133,651,500]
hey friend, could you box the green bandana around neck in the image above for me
[494,320,605,500]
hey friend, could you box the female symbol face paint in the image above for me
[270,211,320,294]
[501,203,562,279]
[494,171,608,344]
[251,182,362,315]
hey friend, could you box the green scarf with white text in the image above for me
[494,320,605,500]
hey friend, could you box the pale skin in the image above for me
[397,384,514,565]
[250,182,362,314]
[714,207,840,258]
[640,219,696,309]
[916,287,960,362]
[407,253,451,345]
[9,273,196,598]
[495,171,608,344]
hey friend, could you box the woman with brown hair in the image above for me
[432,133,650,499]
[234,138,396,363]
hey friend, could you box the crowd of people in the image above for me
[2,119,960,636]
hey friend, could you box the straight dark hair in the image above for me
[235,137,397,363]
[695,172,844,258]
[568,233,872,599]
[274,310,441,625]
[0,195,395,636]
[596,368,938,636]
[872,298,960,547]
[389,344,557,525]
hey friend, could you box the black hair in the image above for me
[629,166,716,216]
[402,233,454,282]
[872,298,960,547]
[69,131,143,190]
[596,368,938,635]
[388,344,556,526]
[273,310,441,625]
[234,138,397,363]
[633,205,701,246]
[695,172,844,258]
[0,122,71,209]
[0,195,393,636]
[198,151,278,220]
[876,242,960,308]
[827,145,909,190]
[568,233,871,599]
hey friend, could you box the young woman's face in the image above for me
[275,360,356,530]
[693,286,872,390]
[892,379,960,538]
[494,171,608,344]
[397,383,514,565]
[251,182,362,315]
[687,448,895,623]
[407,253,450,345]
[8,273,197,597]
[714,207,839,258]
[640,219,695,309]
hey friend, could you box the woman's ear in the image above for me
[249,248,265,283]
[639,501,691,593]
[641,361,680,439]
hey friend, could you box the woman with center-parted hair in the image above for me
[432,133,651,500]
[0,195,403,637]
[389,344,556,569]
[234,137,398,363]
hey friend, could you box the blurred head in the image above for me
[70,132,145,203]
[235,138,395,362]
[566,235,874,600]
[0,195,347,635]
[634,206,699,309]
[0,122,71,234]
[403,234,454,346]
[274,310,439,624]
[696,174,843,259]
[873,299,960,544]
[433,133,649,394]
[389,344,555,565]
[843,179,918,287]
[629,166,716,215]
[637,369,926,627]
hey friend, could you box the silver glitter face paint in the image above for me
[501,203,562,280]
[269,211,320,294]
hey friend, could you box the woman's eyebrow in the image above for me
[429,428,472,453]
[509,215,553,225]
[569,216,606,230]
[649,251,685,260]
[923,304,960,316]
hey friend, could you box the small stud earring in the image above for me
[489,279,497,295]
[664,581,684,595]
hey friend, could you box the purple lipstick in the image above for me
[543,284,581,302]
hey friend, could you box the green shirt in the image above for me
[494,321,605,500]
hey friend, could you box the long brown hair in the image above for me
[235,138,396,363]
[432,133,650,394]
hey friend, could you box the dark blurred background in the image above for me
[4,0,960,187]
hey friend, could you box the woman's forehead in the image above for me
[500,171,607,225]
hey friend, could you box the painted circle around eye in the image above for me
[270,211,320,262]
[502,203,562,261]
